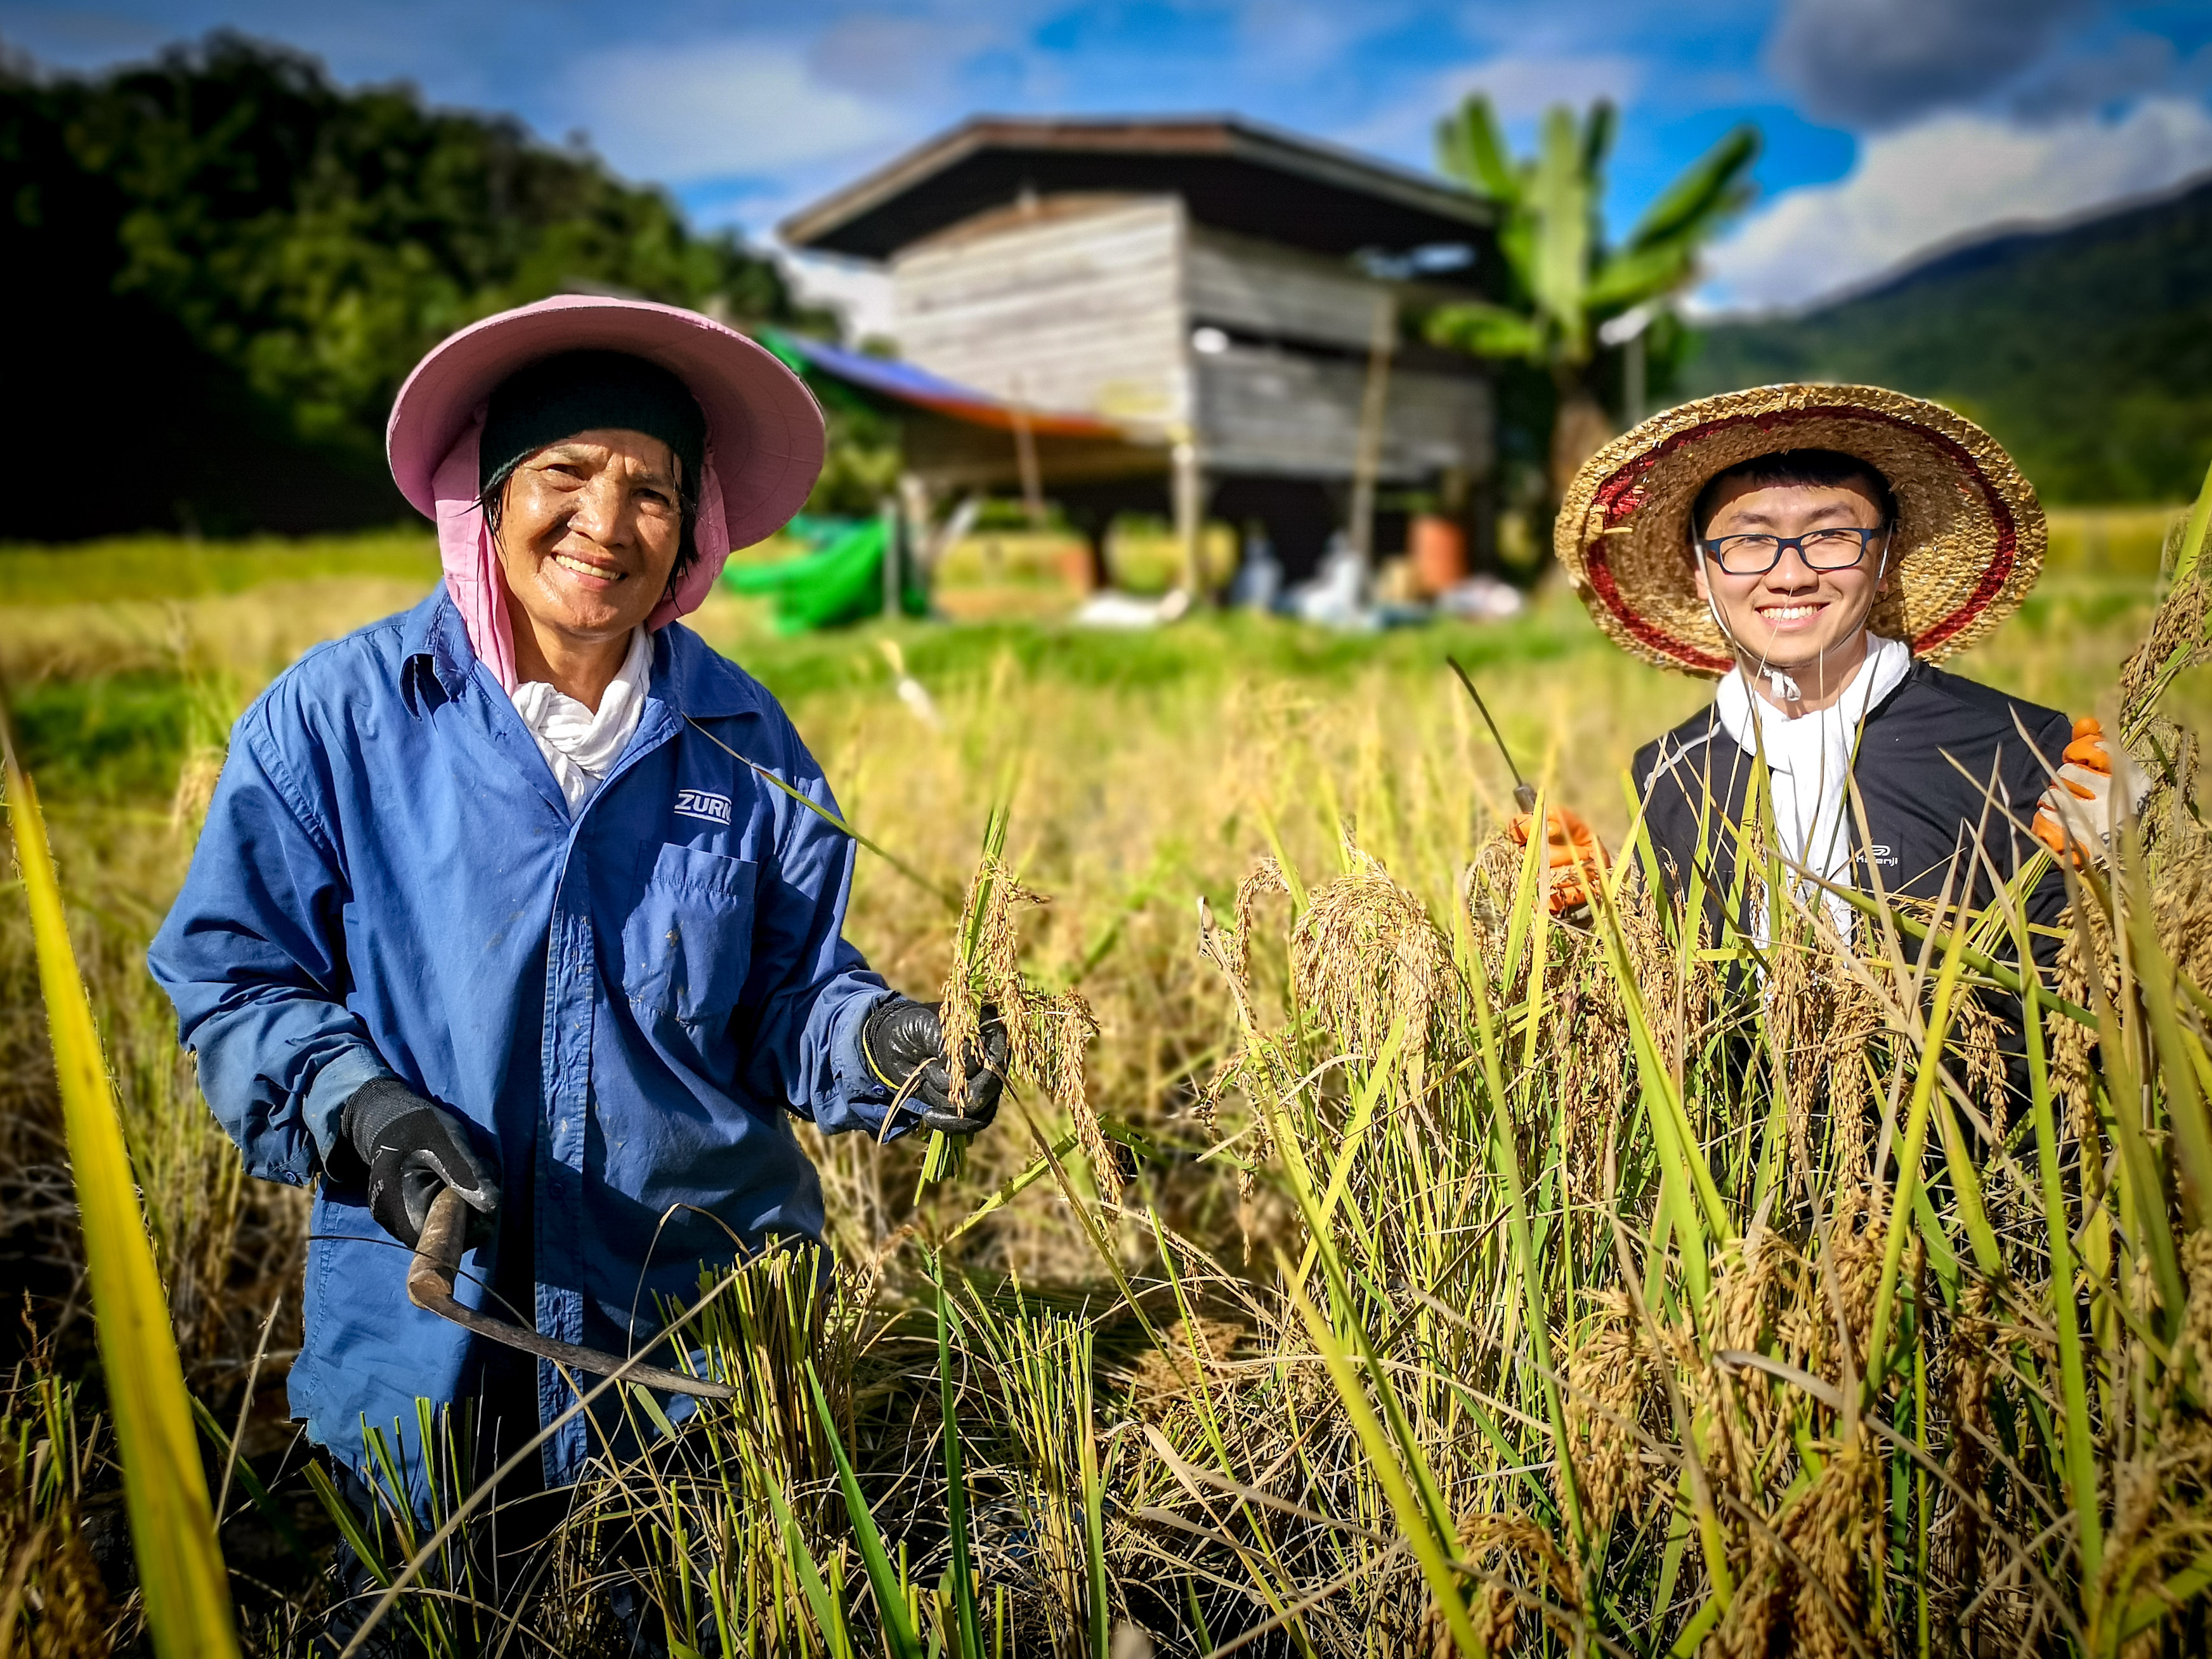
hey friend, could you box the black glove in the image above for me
[860,996,1008,1134]
[340,1078,502,1251]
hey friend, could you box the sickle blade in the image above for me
[1447,655,1538,813]
[407,1188,738,1400]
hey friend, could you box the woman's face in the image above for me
[494,429,684,647]
[1691,477,1890,676]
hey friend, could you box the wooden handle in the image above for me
[405,1185,469,1308]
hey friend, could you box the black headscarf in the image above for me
[477,350,707,574]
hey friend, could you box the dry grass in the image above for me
[0,579,436,686]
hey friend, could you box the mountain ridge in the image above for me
[1687,170,2212,502]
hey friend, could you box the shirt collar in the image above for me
[1711,634,1913,763]
[400,586,761,721]
[399,586,474,714]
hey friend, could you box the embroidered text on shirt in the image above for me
[675,789,733,825]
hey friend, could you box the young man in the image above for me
[1514,383,2127,937]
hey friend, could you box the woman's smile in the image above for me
[547,547,627,590]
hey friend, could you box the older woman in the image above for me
[149,297,991,1516]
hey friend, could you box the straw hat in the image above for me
[1554,383,2043,677]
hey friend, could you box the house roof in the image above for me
[780,115,1495,264]
[760,328,1125,438]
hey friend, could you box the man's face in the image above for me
[1691,476,1890,677]
[494,429,684,647]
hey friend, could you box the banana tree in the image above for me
[1427,96,1758,503]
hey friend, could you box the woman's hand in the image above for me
[341,1079,502,1251]
[2032,717,2147,863]
[1507,806,1610,914]
[861,995,1008,1134]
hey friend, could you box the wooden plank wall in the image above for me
[890,198,1494,485]
[1184,225,1384,351]
[1195,347,1491,480]
[891,194,1191,431]
[1187,228,1493,480]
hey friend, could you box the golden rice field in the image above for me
[6,500,2212,1656]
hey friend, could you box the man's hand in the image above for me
[1507,806,1611,915]
[341,1079,501,1251]
[2032,717,2148,864]
[861,996,1008,1134]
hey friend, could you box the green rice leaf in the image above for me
[1283,1262,1486,1656]
[806,1358,923,1659]
[2,727,240,1658]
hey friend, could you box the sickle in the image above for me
[1447,656,1537,814]
[407,1186,738,1400]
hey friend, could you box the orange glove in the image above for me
[1507,806,1610,914]
[2032,717,2146,863]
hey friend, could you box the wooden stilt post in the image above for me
[1348,291,1397,579]
[1009,375,1046,528]
[1173,434,1206,601]
[879,494,901,620]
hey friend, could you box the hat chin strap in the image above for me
[1704,587,1802,705]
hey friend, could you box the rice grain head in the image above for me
[1292,843,1462,1073]
[1419,1512,1579,1658]
[940,855,1110,1197]
[1561,1288,1654,1530]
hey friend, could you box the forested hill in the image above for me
[0,34,825,540]
[1687,173,2212,503]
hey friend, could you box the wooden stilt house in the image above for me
[780,116,1501,585]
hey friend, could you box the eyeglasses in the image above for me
[1699,525,1888,577]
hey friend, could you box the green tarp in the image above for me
[719,515,927,634]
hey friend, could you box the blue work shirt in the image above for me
[148,589,901,1490]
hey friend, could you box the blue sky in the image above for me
[5,0,2211,331]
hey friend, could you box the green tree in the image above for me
[1426,96,1758,505]
[2,33,830,537]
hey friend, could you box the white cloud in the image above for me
[806,13,1004,98]
[569,38,908,182]
[780,251,898,344]
[1451,51,1644,123]
[1233,1,1373,81]
[1699,95,2212,314]
[1336,50,1642,160]
[2010,30,2185,117]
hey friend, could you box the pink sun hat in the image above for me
[386,294,825,690]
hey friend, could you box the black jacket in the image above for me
[1630,660,2073,945]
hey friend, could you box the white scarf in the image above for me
[509,627,653,813]
[1711,634,1911,939]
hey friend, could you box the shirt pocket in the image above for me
[620,844,759,1026]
